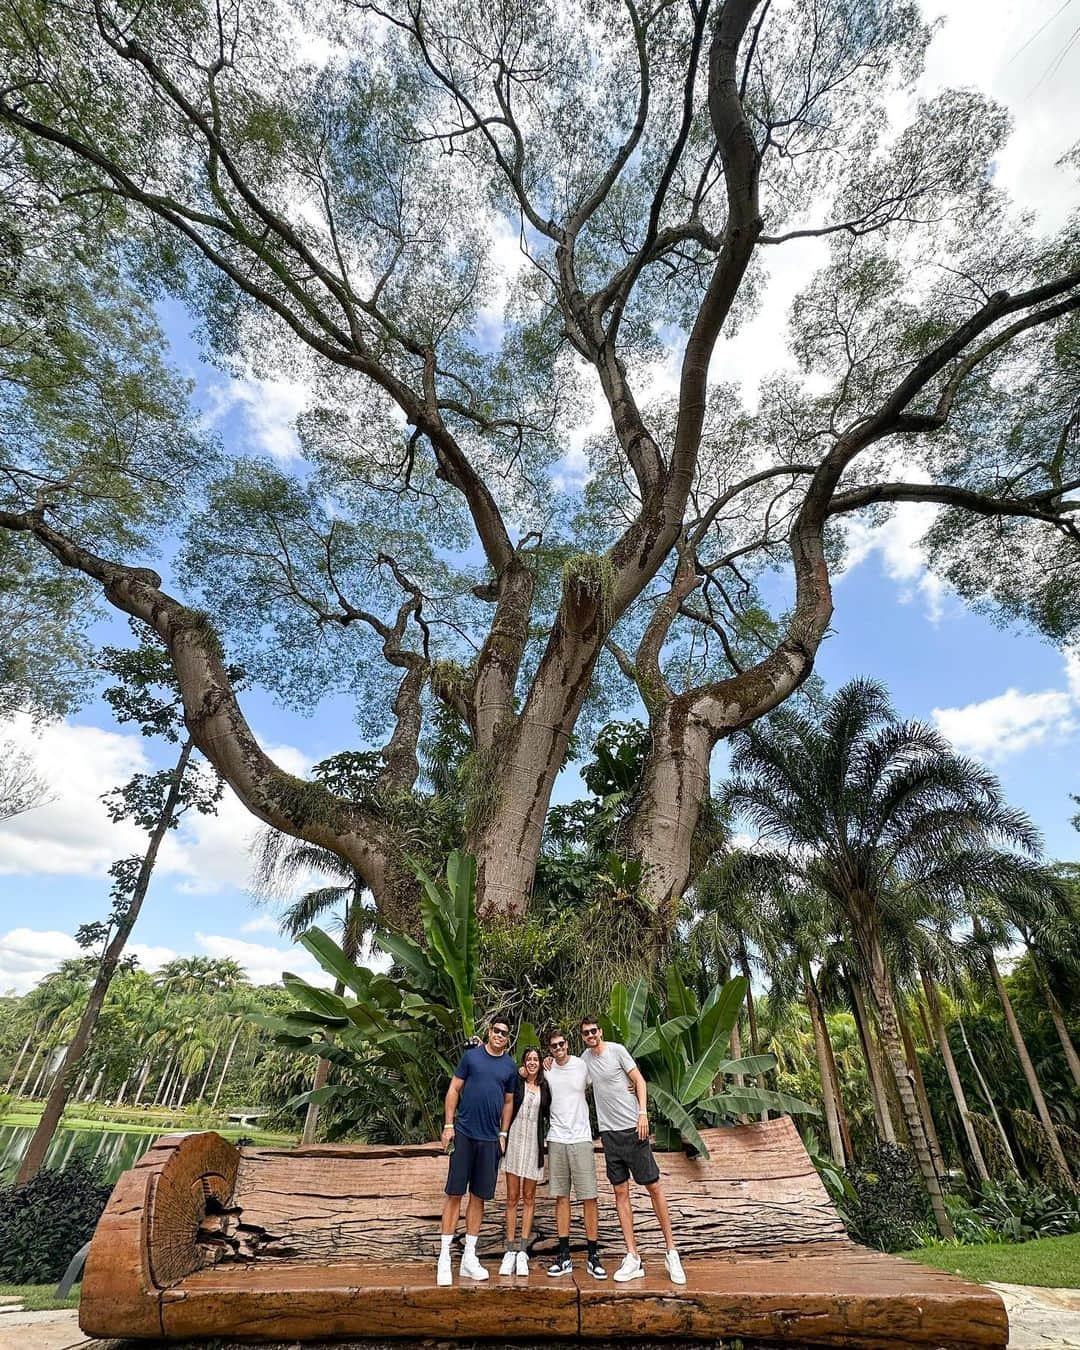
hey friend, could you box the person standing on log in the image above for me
[580,1015,686,1285]
[499,1046,550,1277]
[544,1028,606,1280]
[438,1016,517,1286]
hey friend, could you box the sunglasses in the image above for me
[549,1039,567,1050]
[582,1027,600,1035]
[490,1026,511,1037]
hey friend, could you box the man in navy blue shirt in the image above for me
[438,1015,517,1285]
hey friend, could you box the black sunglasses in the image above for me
[549,1039,567,1049]
[490,1026,511,1037]
[582,1026,600,1035]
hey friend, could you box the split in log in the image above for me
[79,1120,1007,1349]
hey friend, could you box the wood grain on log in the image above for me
[79,1123,1008,1349]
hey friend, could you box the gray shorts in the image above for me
[547,1140,598,1200]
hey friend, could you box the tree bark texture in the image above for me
[898,1006,945,1180]
[984,945,1073,1185]
[848,969,895,1145]
[804,963,844,1167]
[920,969,989,1183]
[14,739,194,1187]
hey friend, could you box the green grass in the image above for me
[2,1103,294,1145]
[0,1282,80,1312]
[900,1232,1080,1288]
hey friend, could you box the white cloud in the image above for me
[0,714,312,898]
[0,927,178,996]
[0,925,328,995]
[205,374,310,461]
[240,914,283,935]
[933,648,1080,762]
[0,715,150,877]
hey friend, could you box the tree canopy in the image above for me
[0,0,1077,918]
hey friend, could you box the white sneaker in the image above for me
[665,1250,686,1285]
[460,1251,490,1281]
[612,1252,644,1282]
[436,1254,452,1286]
[516,1249,530,1276]
[499,1250,516,1276]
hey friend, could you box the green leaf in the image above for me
[283,973,350,1020]
[701,1087,819,1117]
[665,966,698,1021]
[609,982,629,1042]
[286,1082,348,1109]
[648,1084,710,1158]
[714,1054,776,1078]
[377,930,440,993]
[299,926,368,996]
[699,976,746,1055]
[625,978,648,1043]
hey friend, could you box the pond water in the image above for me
[0,1124,162,1184]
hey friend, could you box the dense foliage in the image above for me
[0,1158,111,1283]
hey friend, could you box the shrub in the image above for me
[0,1158,112,1283]
[973,1176,1080,1242]
[842,1142,930,1252]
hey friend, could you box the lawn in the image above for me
[900,1233,1080,1288]
[0,1282,80,1312]
[1,1104,294,1146]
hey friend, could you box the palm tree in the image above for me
[723,678,1055,1238]
[251,829,378,1141]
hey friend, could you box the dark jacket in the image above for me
[508,1074,550,1173]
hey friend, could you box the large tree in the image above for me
[0,0,1077,918]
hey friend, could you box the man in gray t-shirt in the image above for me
[581,1016,685,1285]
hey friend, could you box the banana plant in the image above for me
[602,968,816,1157]
[255,851,482,1136]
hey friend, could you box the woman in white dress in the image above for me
[499,1047,549,1275]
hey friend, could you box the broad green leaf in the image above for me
[714,1054,776,1078]
[665,966,698,1021]
[609,982,629,1042]
[283,973,350,1021]
[625,978,648,1043]
[699,976,747,1054]
[286,1082,347,1109]
[299,926,368,996]
[378,930,440,993]
[648,1084,710,1159]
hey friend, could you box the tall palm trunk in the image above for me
[920,969,989,1183]
[982,937,1073,1184]
[5,1032,32,1093]
[132,1058,153,1105]
[803,960,844,1166]
[739,947,769,1121]
[898,1003,945,1179]
[1030,953,1080,1090]
[197,1042,220,1103]
[857,921,953,1239]
[18,1045,43,1097]
[848,968,895,1144]
[302,979,346,1144]
[956,1014,1019,1173]
[155,1052,177,1106]
[820,1010,854,1163]
[211,1024,243,1110]
[15,739,194,1186]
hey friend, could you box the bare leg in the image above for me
[521,1178,537,1244]
[612,1181,637,1255]
[645,1179,675,1248]
[505,1173,521,1245]
[465,1192,485,1237]
[582,1196,599,1241]
[555,1194,570,1239]
[441,1193,461,1238]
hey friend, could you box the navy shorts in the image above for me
[445,1131,501,1201]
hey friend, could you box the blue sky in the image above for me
[1,0,1078,994]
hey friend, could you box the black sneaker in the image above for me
[586,1254,607,1280]
[547,1255,573,1277]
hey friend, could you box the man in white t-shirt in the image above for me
[580,1014,685,1285]
[543,1028,606,1280]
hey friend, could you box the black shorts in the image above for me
[445,1131,501,1201]
[600,1128,661,1187]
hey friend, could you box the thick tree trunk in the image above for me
[211,1025,243,1110]
[804,962,844,1167]
[920,969,989,1183]
[859,926,953,1239]
[898,1005,945,1179]
[848,969,895,1144]
[984,943,1073,1184]
[15,739,193,1186]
